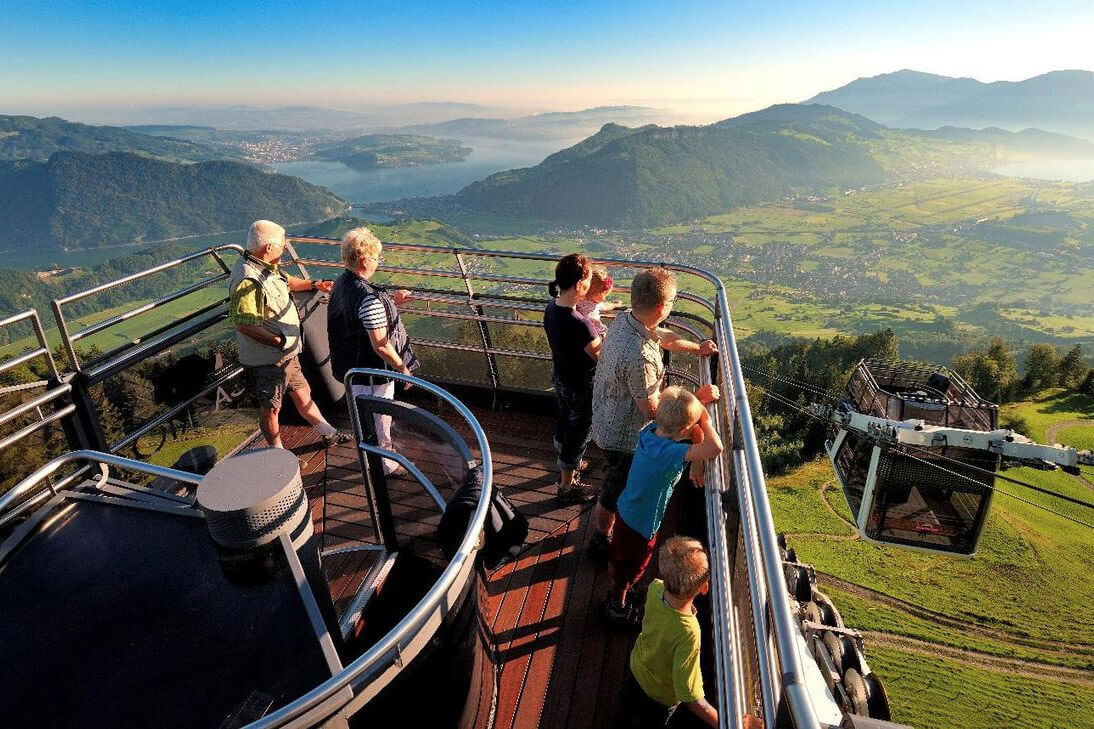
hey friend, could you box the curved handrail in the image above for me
[4,239,816,728]
[286,236,820,729]
[246,369,493,729]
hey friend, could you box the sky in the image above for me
[4,0,1094,122]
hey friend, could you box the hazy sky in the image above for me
[4,0,1094,120]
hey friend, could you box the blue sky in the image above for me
[4,0,1093,118]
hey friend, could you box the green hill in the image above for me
[0,151,348,252]
[313,134,471,170]
[449,104,1094,228]
[456,106,886,228]
[0,115,247,163]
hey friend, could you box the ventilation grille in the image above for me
[196,449,311,551]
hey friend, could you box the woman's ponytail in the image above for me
[548,280,560,298]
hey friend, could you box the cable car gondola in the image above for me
[825,360,1092,556]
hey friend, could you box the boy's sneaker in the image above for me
[601,597,641,630]
[557,478,596,504]
[588,531,611,565]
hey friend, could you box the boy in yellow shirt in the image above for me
[624,536,718,728]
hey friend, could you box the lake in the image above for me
[993,158,1094,182]
[277,136,568,204]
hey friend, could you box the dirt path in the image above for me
[1044,419,1094,447]
[861,632,1094,687]
[815,572,1094,656]
[1043,419,1094,493]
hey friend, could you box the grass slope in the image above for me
[767,388,1094,726]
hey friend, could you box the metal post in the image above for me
[57,372,109,452]
[453,252,500,396]
[352,391,400,550]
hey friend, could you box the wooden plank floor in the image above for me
[261,394,678,729]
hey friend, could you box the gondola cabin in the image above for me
[826,360,999,556]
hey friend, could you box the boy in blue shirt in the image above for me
[605,385,723,625]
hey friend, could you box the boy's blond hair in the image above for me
[655,385,703,435]
[659,536,710,599]
[630,267,676,313]
[340,226,382,269]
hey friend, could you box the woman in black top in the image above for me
[543,253,603,503]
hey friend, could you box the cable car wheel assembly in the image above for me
[779,534,893,722]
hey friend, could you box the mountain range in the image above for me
[395,106,672,142]
[807,69,1094,139]
[455,106,886,228]
[0,151,347,252]
[447,104,1094,228]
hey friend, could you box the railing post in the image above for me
[352,394,400,551]
[56,372,108,452]
[453,252,500,397]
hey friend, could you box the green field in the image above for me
[767,389,1094,728]
[423,176,1094,354]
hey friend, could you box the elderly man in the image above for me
[229,219,347,449]
[328,226,419,476]
[589,267,719,555]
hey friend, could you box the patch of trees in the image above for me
[743,329,1093,475]
[0,114,241,164]
[951,339,1094,402]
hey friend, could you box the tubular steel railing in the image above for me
[285,236,821,729]
[0,239,825,729]
[248,370,494,728]
[51,244,242,372]
[0,310,76,523]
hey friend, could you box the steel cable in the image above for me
[745,377,1094,527]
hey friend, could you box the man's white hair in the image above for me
[248,220,286,252]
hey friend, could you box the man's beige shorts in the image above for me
[247,355,309,410]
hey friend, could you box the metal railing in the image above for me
[0,450,204,522]
[1,238,824,729]
[51,245,242,372]
[248,370,494,728]
[282,236,822,729]
[285,236,710,391]
[0,310,76,523]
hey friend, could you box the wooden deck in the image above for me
[265,392,708,729]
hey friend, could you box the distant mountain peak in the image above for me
[805,68,1094,139]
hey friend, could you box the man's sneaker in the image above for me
[601,597,641,630]
[556,479,596,504]
[322,431,353,448]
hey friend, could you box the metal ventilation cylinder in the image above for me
[197,448,313,552]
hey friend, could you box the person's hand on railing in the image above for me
[393,289,414,306]
[696,384,720,405]
[690,459,706,487]
[315,279,334,294]
[398,363,415,391]
[698,339,718,356]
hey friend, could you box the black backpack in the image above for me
[437,464,528,570]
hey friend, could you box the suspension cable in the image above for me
[745,377,1094,521]
[740,363,844,401]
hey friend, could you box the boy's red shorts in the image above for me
[609,517,658,594]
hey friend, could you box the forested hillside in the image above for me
[0,115,245,163]
[0,151,347,252]
[456,107,885,227]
